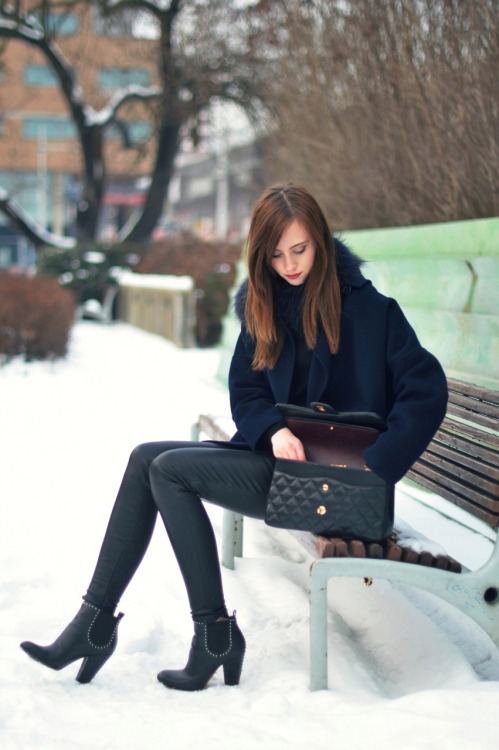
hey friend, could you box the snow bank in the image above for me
[1,321,499,750]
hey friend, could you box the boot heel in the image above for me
[158,613,245,691]
[223,654,244,686]
[21,603,123,684]
[76,653,111,684]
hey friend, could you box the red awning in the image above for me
[104,193,146,206]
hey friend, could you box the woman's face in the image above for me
[270,219,316,286]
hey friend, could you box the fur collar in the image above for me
[233,238,365,324]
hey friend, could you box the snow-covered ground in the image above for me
[2,321,499,750]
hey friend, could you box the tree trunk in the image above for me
[122,121,180,244]
[75,125,106,244]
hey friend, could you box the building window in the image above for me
[23,117,76,140]
[47,13,79,36]
[107,121,152,142]
[98,68,151,91]
[24,64,58,87]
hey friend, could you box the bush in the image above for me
[0,274,75,361]
[36,234,242,347]
[37,242,143,316]
[137,233,241,346]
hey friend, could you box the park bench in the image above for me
[192,378,499,690]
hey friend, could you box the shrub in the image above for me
[37,242,143,317]
[137,233,241,346]
[0,274,75,361]
[35,234,242,347]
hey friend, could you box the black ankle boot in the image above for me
[157,612,245,691]
[20,602,124,684]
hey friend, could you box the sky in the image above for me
[2,320,499,750]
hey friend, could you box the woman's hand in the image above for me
[270,427,306,461]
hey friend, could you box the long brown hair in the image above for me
[245,183,341,370]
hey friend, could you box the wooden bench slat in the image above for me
[424,443,499,484]
[447,394,499,419]
[433,424,499,457]
[447,379,499,428]
[420,447,499,494]
[447,378,499,406]
[439,418,499,446]
[406,467,499,526]
[409,457,499,509]
[447,387,499,411]
[446,402,499,430]
[288,529,462,571]
[424,441,499,483]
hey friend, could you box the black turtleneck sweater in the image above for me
[274,278,313,406]
[263,280,313,445]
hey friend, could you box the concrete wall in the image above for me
[342,218,499,388]
[216,217,499,390]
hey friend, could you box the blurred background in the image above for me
[0,1,497,365]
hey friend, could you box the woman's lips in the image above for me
[286,273,301,280]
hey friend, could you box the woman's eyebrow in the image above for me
[275,240,308,251]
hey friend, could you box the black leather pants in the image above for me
[84,442,275,620]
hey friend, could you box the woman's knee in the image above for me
[149,449,178,485]
[150,447,199,497]
[129,441,182,472]
[128,442,157,471]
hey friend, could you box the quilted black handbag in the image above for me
[265,403,394,542]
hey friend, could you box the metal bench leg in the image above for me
[190,421,201,441]
[222,511,244,570]
[309,560,329,690]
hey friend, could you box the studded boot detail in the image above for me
[157,612,245,691]
[20,602,124,683]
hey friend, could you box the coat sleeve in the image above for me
[364,300,448,485]
[228,329,284,450]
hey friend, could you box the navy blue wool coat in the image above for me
[228,240,448,486]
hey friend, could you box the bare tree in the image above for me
[252,0,498,228]
[0,0,262,247]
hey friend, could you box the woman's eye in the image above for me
[294,245,307,255]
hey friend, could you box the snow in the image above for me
[118,271,194,291]
[2,321,499,750]
[88,85,162,128]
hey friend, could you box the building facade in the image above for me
[0,7,264,269]
[162,140,264,243]
[0,6,157,265]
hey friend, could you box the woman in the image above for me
[20,183,448,690]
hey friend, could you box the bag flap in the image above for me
[276,403,386,430]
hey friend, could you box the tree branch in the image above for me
[92,85,162,126]
[0,189,76,250]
